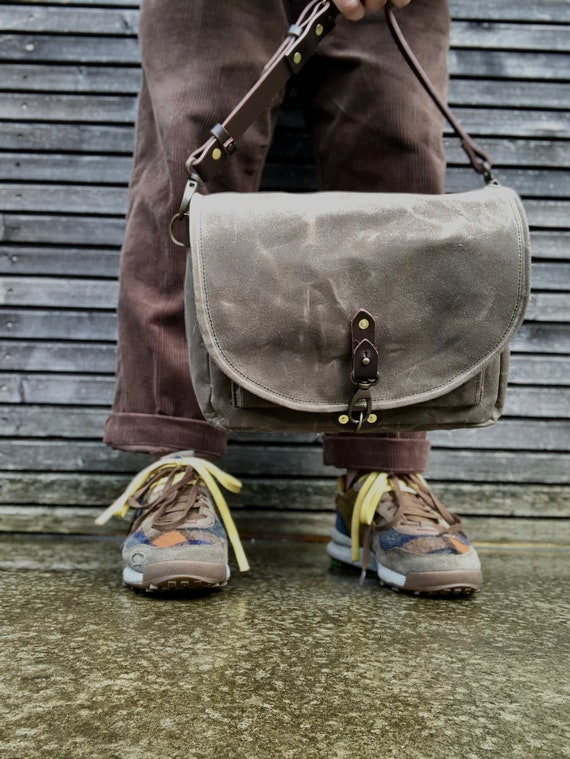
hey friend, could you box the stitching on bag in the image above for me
[474,370,483,405]
[197,191,526,406]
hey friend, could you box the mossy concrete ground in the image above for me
[1,534,568,759]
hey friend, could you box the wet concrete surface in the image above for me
[1,534,569,759]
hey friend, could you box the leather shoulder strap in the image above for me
[185,0,337,185]
[384,5,492,177]
[184,0,493,187]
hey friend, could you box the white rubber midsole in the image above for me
[122,564,231,586]
[123,566,144,585]
[327,528,407,588]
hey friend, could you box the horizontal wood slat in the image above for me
[0,440,569,484]
[524,294,570,322]
[1,123,567,173]
[2,180,567,216]
[1,405,569,453]
[0,246,121,277]
[449,2,570,23]
[0,374,568,419]
[0,276,119,308]
[0,309,119,340]
[0,373,116,404]
[3,6,568,49]
[0,293,568,330]
[7,278,570,319]
[2,234,568,280]
[3,1,569,23]
[0,34,141,63]
[4,64,570,113]
[0,214,126,245]
[2,206,569,250]
[511,324,570,354]
[1,7,139,34]
[0,153,134,183]
[2,159,569,199]
[0,122,133,153]
[3,95,569,143]
[0,506,568,544]
[1,63,141,94]
[0,344,568,383]
[2,311,569,353]
[0,341,117,371]
[451,23,570,51]
[1,32,569,82]
[0,475,569,523]
[2,0,140,8]
[5,145,570,183]
[280,106,570,140]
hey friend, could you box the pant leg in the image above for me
[294,0,450,473]
[104,0,289,457]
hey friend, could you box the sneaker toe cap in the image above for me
[379,543,481,575]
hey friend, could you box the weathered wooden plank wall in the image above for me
[1,0,569,534]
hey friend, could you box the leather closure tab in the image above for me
[353,339,378,384]
[351,309,379,386]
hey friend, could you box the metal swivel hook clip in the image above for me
[168,175,200,248]
[347,385,373,433]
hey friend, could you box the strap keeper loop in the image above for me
[210,123,237,156]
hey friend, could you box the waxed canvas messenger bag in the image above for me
[170,1,531,435]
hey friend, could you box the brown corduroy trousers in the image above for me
[104,0,450,474]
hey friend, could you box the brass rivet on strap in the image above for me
[293,52,302,64]
[338,414,349,425]
[362,357,371,366]
[358,318,370,330]
[212,148,222,160]
[315,24,324,36]
[367,414,378,424]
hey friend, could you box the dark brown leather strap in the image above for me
[184,0,337,185]
[384,4,492,178]
[183,0,493,191]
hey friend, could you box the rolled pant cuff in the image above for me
[104,412,227,459]
[322,435,431,474]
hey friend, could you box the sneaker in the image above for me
[95,453,248,592]
[327,472,482,596]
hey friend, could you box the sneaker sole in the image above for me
[123,561,230,593]
[327,532,481,597]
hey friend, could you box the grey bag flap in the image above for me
[189,185,530,413]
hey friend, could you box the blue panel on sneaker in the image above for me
[335,511,350,537]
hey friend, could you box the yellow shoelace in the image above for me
[350,472,422,563]
[95,456,249,572]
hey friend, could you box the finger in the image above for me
[362,0,412,13]
[361,0,387,11]
[333,0,411,20]
[332,0,366,21]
